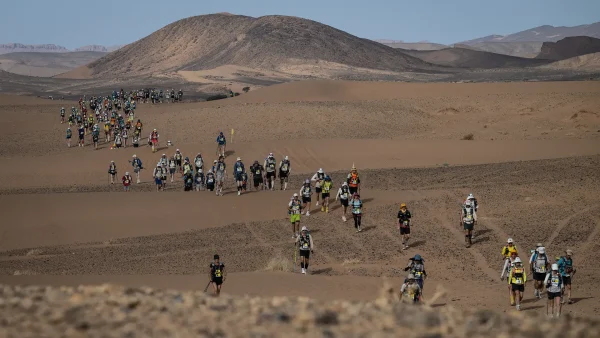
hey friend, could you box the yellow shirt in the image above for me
[322,181,332,193]
[509,266,527,285]
[501,245,518,259]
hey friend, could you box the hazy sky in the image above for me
[2,0,599,48]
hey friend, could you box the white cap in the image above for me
[269,152,273,157]
[343,182,348,186]
[237,157,241,161]
[301,226,308,231]
[514,257,522,263]
[551,264,559,271]
[465,200,472,207]
[125,172,129,175]
[132,154,137,157]
[176,148,180,151]
[537,247,545,254]
[468,193,474,199]
[162,153,166,156]
[213,160,218,163]
[293,193,298,197]
[285,155,289,160]
[318,168,323,173]
[507,238,514,243]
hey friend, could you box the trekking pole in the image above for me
[293,242,297,273]
[203,281,212,293]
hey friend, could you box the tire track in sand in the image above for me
[545,205,599,247]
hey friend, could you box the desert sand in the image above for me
[0,80,600,337]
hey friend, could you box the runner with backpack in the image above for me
[530,246,550,299]
[251,160,265,191]
[233,157,245,196]
[153,163,164,191]
[205,170,216,192]
[108,161,117,184]
[194,153,204,174]
[209,254,226,296]
[501,251,519,306]
[299,179,312,216]
[350,193,364,232]
[557,250,576,305]
[545,264,564,317]
[508,257,527,310]
[130,154,143,184]
[400,274,421,303]
[216,132,226,158]
[279,156,291,190]
[461,200,477,247]
[335,182,351,221]
[404,254,427,296]
[289,193,302,238]
[295,226,314,274]
[397,203,412,250]
[264,153,277,191]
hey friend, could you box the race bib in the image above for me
[237,167,242,172]
[514,277,523,285]
[302,243,308,249]
[215,269,222,277]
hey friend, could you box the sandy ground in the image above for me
[0,80,599,322]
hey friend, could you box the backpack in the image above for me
[463,206,474,224]
[280,160,290,172]
[532,253,548,273]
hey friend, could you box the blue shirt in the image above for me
[216,135,226,145]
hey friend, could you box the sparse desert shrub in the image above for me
[265,255,291,272]
[461,133,474,140]
[242,87,250,93]
[25,249,44,256]
[206,94,228,101]
[342,258,361,265]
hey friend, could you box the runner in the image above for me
[320,176,333,213]
[114,131,123,149]
[465,193,479,212]
[65,127,72,148]
[122,172,132,192]
[153,163,163,191]
[530,246,550,299]
[194,170,205,191]
[194,153,204,173]
[60,107,65,123]
[174,149,183,173]
[347,165,361,195]
[209,254,226,296]
[502,238,519,260]
[403,254,427,295]
[130,154,143,184]
[150,129,159,153]
[397,203,412,250]
[264,153,277,191]
[400,274,422,304]
[508,257,527,310]
[299,179,312,216]
[311,168,326,206]
[182,157,193,176]
[183,172,194,191]
[168,156,177,183]
[289,193,302,238]
[241,171,248,192]
[216,132,226,157]
[205,170,216,192]
[295,226,314,274]
[121,128,128,148]
[104,122,110,142]
[557,250,576,305]
[77,124,85,147]
[108,161,117,184]
[501,251,519,306]
[335,182,351,221]
[461,200,477,248]
[215,156,227,196]
[92,124,100,150]
[350,193,364,232]
[251,160,264,191]
[279,156,291,190]
[545,264,564,317]
[211,159,218,173]
[233,157,245,196]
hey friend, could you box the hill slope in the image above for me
[0,43,69,55]
[536,36,600,61]
[403,47,550,68]
[85,14,436,78]
[464,42,544,58]
[540,52,600,71]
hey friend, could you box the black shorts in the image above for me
[253,177,263,187]
[212,277,223,286]
[321,193,330,199]
[563,276,572,285]
[279,171,289,180]
[266,172,276,179]
[79,135,84,140]
[340,199,349,207]
[175,159,182,166]
[547,291,561,300]
[299,250,310,259]
[236,173,244,182]
[349,187,358,195]
[315,187,322,193]
[207,183,215,191]
[169,168,176,174]
[400,226,410,235]
[511,284,524,292]
[534,272,546,281]
[302,196,311,203]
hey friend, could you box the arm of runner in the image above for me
[310,173,319,182]
[544,273,550,286]
[335,188,341,201]
[309,235,315,251]
[500,259,508,280]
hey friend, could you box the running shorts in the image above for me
[511,284,525,292]
[290,214,300,223]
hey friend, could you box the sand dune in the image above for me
[403,47,550,68]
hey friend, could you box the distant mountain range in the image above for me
[457,22,600,44]
[0,43,124,55]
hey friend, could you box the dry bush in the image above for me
[461,133,474,140]
[13,270,37,276]
[265,255,291,272]
[342,258,361,265]
[25,249,44,256]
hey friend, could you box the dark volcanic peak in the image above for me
[536,36,600,61]
[86,13,436,77]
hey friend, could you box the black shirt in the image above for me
[210,262,224,279]
[397,210,412,226]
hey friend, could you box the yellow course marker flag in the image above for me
[231,128,234,144]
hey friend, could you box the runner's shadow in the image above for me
[155,146,169,152]
[225,150,235,157]
[361,225,377,232]
[522,305,545,311]
[476,229,493,236]
[474,236,491,244]
[311,267,332,275]
[570,296,593,304]
[410,240,426,248]
[362,198,374,203]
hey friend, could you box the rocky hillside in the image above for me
[86,14,436,78]
[536,36,600,60]
[0,43,69,55]
[403,47,550,68]
[458,22,600,44]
